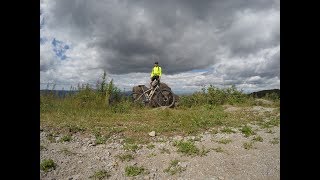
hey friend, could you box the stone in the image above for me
[149,131,156,137]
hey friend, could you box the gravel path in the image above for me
[40,107,280,180]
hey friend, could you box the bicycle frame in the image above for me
[136,84,160,102]
[144,85,160,100]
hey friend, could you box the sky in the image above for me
[40,0,280,94]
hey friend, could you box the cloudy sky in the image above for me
[40,0,280,94]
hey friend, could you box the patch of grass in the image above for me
[215,138,232,144]
[199,146,210,156]
[243,142,255,150]
[60,148,76,156]
[270,137,279,144]
[210,128,219,134]
[173,140,199,156]
[265,129,275,134]
[147,144,155,149]
[212,147,224,153]
[123,143,140,152]
[89,170,111,180]
[220,127,236,134]
[93,131,108,145]
[95,136,107,145]
[40,159,56,172]
[163,159,186,175]
[116,153,134,162]
[147,153,157,158]
[125,165,145,177]
[252,135,263,142]
[159,147,170,154]
[40,144,47,151]
[59,134,72,142]
[47,133,56,143]
[68,125,85,134]
[258,117,280,129]
[240,125,256,137]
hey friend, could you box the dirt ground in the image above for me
[40,106,280,180]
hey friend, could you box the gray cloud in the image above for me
[42,0,279,74]
[40,0,280,92]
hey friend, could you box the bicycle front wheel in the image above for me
[132,92,147,105]
[156,89,175,107]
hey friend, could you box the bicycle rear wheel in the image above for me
[156,89,175,107]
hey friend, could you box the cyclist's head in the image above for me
[154,61,158,66]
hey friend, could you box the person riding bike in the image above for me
[150,61,162,89]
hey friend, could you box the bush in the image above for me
[178,85,250,107]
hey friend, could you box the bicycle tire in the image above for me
[156,89,175,107]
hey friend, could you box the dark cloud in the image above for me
[43,0,279,75]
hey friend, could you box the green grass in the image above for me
[123,143,140,152]
[125,165,145,177]
[147,153,157,158]
[199,146,211,156]
[173,140,199,156]
[215,138,232,144]
[46,133,56,143]
[265,129,275,134]
[240,125,256,137]
[270,137,279,144]
[59,134,72,142]
[163,159,186,175]
[220,127,236,134]
[210,128,219,134]
[60,148,76,156]
[147,144,155,149]
[68,124,85,134]
[89,170,111,180]
[40,144,47,151]
[159,147,170,154]
[40,159,56,172]
[252,135,263,142]
[212,147,224,153]
[40,79,279,143]
[243,142,255,150]
[116,153,134,162]
[257,116,280,129]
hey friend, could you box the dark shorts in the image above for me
[151,76,159,81]
[151,76,160,86]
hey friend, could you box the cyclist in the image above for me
[150,61,162,89]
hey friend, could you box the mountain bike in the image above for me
[132,80,175,108]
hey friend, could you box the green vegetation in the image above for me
[59,134,72,142]
[173,140,199,156]
[243,142,255,150]
[60,148,76,156]
[40,159,56,172]
[125,165,145,176]
[270,137,280,144]
[147,153,157,158]
[40,144,47,151]
[116,153,134,162]
[215,138,232,144]
[252,136,263,142]
[159,147,170,154]
[220,127,236,134]
[147,144,155,149]
[89,170,111,179]
[240,125,256,137]
[40,72,279,143]
[212,147,224,153]
[164,159,186,175]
